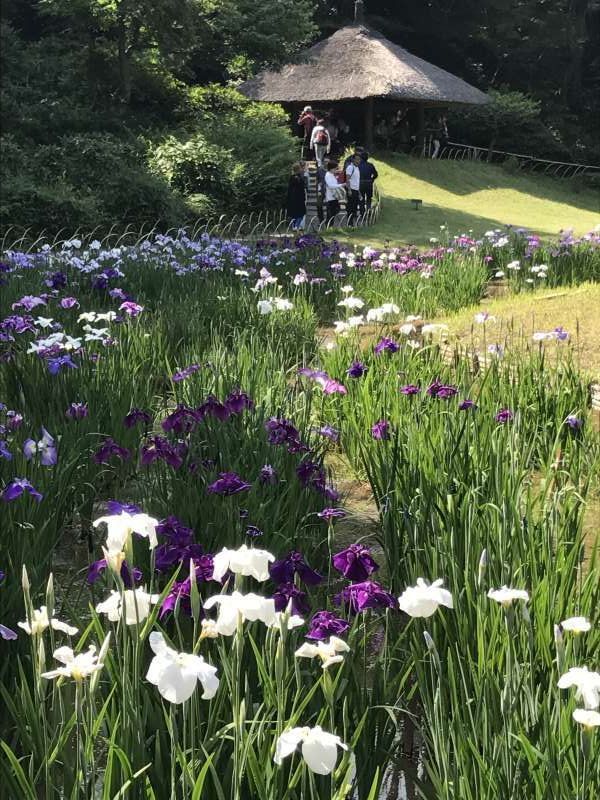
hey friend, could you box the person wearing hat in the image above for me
[297,106,316,160]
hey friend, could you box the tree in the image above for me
[40,0,202,102]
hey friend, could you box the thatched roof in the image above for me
[239,24,489,106]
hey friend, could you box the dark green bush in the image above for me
[152,87,296,215]
[1,133,190,234]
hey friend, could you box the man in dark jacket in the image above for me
[358,152,378,215]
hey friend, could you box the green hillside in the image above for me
[344,154,600,247]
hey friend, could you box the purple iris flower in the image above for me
[335,581,396,613]
[46,271,67,289]
[124,408,152,429]
[2,315,36,335]
[106,500,141,514]
[0,623,17,641]
[347,361,368,378]
[458,399,477,411]
[553,326,569,341]
[109,288,128,301]
[206,472,251,496]
[93,437,131,464]
[371,420,390,440]
[316,425,340,443]
[154,516,203,573]
[298,367,328,381]
[265,417,307,453]
[245,525,263,538]
[6,411,24,430]
[400,384,420,395]
[172,364,201,382]
[332,544,379,581]
[259,464,278,484]
[321,378,347,395]
[87,558,142,587]
[47,355,78,375]
[161,404,199,434]
[60,297,79,309]
[119,301,144,317]
[297,465,339,501]
[374,337,399,355]
[66,402,89,420]
[0,440,12,460]
[270,551,322,585]
[565,415,583,431]
[315,481,340,502]
[273,583,310,616]
[427,380,458,399]
[23,428,58,466]
[495,408,514,424]
[140,436,186,470]
[2,478,43,503]
[160,579,192,617]
[160,556,215,617]
[317,507,347,521]
[306,611,350,641]
[12,295,46,312]
[225,390,254,414]
[197,395,231,422]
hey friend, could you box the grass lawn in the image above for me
[437,282,600,380]
[339,154,600,248]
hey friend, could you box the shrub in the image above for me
[152,89,296,215]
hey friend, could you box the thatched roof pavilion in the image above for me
[239,1,488,150]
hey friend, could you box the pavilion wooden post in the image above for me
[364,96,374,150]
[416,104,425,153]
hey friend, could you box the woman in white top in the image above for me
[310,120,331,168]
[345,153,361,225]
[324,161,344,224]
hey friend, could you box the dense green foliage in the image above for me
[1,0,598,236]
[0,1,310,235]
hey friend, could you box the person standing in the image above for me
[310,119,331,168]
[316,162,326,222]
[358,151,378,215]
[345,152,361,226]
[297,106,316,159]
[324,160,343,225]
[286,163,307,230]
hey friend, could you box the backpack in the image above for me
[315,129,328,145]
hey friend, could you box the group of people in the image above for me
[286,148,378,229]
[297,105,350,163]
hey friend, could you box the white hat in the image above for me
[303,105,312,112]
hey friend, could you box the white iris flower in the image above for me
[398,578,453,618]
[146,631,219,704]
[211,544,275,583]
[274,725,348,774]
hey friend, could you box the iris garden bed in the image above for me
[1,228,599,798]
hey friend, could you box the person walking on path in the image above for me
[310,119,331,168]
[297,106,316,159]
[286,163,307,230]
[345,152,361,226]
[358,151,378,215]
[324,160,344,225]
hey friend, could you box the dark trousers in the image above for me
[359,181,374,214]
[302,134,313,160]
[326,199,340,223]
[346,189,360,224]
